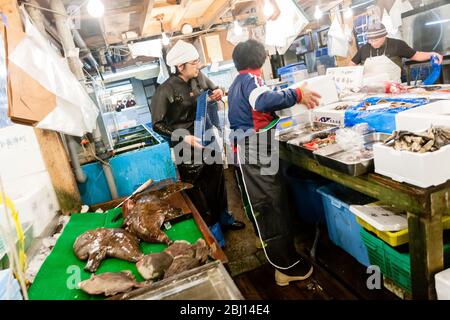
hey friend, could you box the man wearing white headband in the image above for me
[151,40,245,241]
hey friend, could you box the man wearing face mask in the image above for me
[150,40,245,245]
[350,23,443,81]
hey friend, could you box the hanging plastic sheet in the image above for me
[265,0,308,54]
[157,55,170,84]
[328,16,349,57]
[344,97,428,133]
[8,14,98,137]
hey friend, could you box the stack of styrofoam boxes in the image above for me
[436,268,450,300]
[374,100,450,188]
[0,269,23,300]
[0,125,60,239]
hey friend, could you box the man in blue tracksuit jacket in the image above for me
[228,39,321,286]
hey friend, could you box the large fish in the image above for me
[74,228,143,273]
[122,182,193,244]
[78,271,147,296]
[136,239,210,281]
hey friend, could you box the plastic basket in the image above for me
[361,228,450,293]
[284,167,330,225]
[357,215,450,247]
[317,184,375,266]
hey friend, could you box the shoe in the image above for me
[275,264,314,287]
[255,236,267,249]
[222,220,246,231]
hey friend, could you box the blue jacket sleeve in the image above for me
[244,77,301,113]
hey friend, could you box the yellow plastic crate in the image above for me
[357,215,450,247]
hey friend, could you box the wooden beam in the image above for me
[139,0,155,36]
[200,0,239,30]
[170,0,193,32]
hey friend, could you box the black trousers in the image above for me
[236,131,300,269]
[178,163,228,227]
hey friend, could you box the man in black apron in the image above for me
[150,40,245,244]
[350,23,443,80]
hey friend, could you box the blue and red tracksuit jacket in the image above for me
[228,69,303,141]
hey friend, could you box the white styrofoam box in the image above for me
[295,75,340,106]
[396,100,450,132]
[277,76,339,118]
[326,66,364,91]
[0,125,46,183]
[1,171,59,237]
[350,203,407,232]
[0,269,22,300]
[275,113,310,133]
[313,101,360,126]
[373,143,450,188]
[436,268,450,300]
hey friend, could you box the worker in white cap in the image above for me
[150,40,245,243]
[350,22,443,81]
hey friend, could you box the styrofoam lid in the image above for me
[350,202,407,232]
[436,268,450,286]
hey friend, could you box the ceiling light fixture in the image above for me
[181,23,193,35]
[158,17,170,46]
[87,0,105,18]
[314,6,323,20]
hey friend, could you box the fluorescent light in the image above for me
[344,7,353,19]
[161,32,170,46]
[87,0,105,18]
[314,6,323,20]
[233,21,243,36]
[425,19,450,26]
[264,0,274,17]
[101,63,159,81]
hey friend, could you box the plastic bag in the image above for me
[344,97,428,133]
[336,124,373,152]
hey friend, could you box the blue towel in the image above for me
[423,55,442,85]
[194,91,222,146]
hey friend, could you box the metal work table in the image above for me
[280,143,450,300]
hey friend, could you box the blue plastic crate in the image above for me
[317,184,375,267]
[284,167,329,225]
[277,63,306,77]
[79,130,178,205]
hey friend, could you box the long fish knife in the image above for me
[114,178,154,209]
[110,179,155,223]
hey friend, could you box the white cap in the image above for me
[166,40,199,73]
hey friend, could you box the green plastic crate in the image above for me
[361,228,450,293]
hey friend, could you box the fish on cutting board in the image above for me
[136,252,174,280]
[136,239,211,281]
[123,182,193,244]
[78,271,148,296]
[73,228,143,273]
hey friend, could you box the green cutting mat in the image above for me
[28,209,203,300]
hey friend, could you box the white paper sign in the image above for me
[326,66,364,91]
